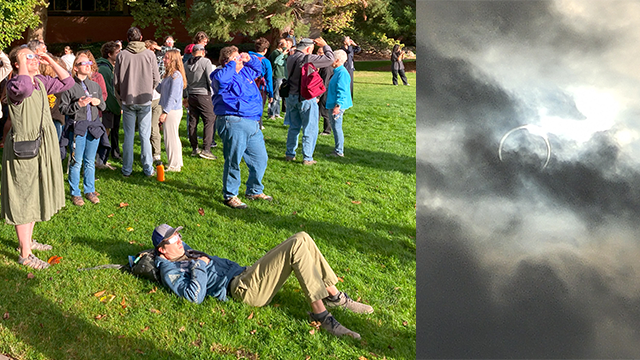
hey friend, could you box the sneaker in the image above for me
[246,193,273,201]
[72,196,84,206]
[85,192,100,204]
[311,312,360,339]
[276,115,283,119]
[146,170,157,178]
[18,254,50,270]
[324,292,374,314]
[211,142,217,148]
[153,159,163,167]
[285,156,296,161]
[199,150,217,160]
[269,116,276,120]
[191,148,202,157]
[96,162,116,170]
[224,196,248,209]
[319,132,331,136]
[303,160,317,166]
[326,151,344,157]
[261,125,265,130]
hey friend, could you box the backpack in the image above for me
[254,55,268,93]
[300,55,326,100]
[128,249,162,283]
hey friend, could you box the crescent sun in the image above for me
[498,124,551,169]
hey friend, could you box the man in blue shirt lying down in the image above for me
[152,224,374,339]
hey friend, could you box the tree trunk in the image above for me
[28,4,48,41]
[302,0,324,38]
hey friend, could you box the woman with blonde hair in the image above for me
[157,49,185,171]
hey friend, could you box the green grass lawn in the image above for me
[0,70,416,360]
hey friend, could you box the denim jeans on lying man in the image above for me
[216,115,268,199]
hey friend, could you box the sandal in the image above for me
[16,240,52,252]
[18,254,50,270]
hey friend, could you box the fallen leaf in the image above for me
[128,241,136,244]
[402,320,408,326]
[3,312,9,320]
[192,339,202,347]
[94,314,107,320]
[247,311,254,320]
[351,201,362,204]
[94,290,107,297]
[220,308,225,315]
[249,329,256,335]
[47,256,62,265]
[140,326,149,333]
[119,202,129,208]
[179,326,186,332]
[309,329,315,335]
[120,296,127,309]
[126,227,134,232]
[198,208,205,216]
[135,349,144,354]
[199,322,205,327]
[346,181,351,185]
[27,273,35,279]
[100,294,116,303]
[107,214,114,218]
[149,308,161,314]
[309,321,321,330]
[117,335,125,339]
[197,224,200,227]
[359,357,368,360]
[337,276,344,282]
[292,211,297,215]
[294,288,300,292]
[299,224,304,228]
[387,345,394,350]
[148,287,157,294]
[357,296,362,302]
[273,303,280,307]
[305,356,311,360]
[388,231,393,235]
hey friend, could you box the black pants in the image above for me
[188,94,216,150]
[102,110,121,159]
[317,91,331,134]
[392,69,408,86]
[348,68,355,100]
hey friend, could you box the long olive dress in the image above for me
[1,75,73,225]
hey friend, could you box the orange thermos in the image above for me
[156,163,165,182]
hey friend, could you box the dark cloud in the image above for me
[417,0,640,358]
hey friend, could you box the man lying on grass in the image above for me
[153,224,372,339]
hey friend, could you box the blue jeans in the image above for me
[329,109,345,155]
[216,115,268,199]
[68,131,99,197]
[54,120,63,141]
[121,104,153,176]
[268,78,284,117]
[285,96,319,161]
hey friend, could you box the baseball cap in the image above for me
[152,224,183,248]
[296,38,314,49]
[192,44,205,52]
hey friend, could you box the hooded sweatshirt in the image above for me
[113,41,160,106]
[185,56,214,96]
[96,57,120,114]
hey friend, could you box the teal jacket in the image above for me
[326,65,352,110]
[96,58,120,114]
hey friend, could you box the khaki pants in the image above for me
[150,98,162,159]
[229,232,339,307]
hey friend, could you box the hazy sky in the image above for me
[417,1,640,358]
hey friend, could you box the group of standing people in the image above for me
[0,27,402,267]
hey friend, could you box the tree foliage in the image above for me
[186,0,315,42]
[126,0,187,39]
[0,0,48,49]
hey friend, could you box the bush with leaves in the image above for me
[0,0,47,49]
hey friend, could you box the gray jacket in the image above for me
[286,46,335,97]
[185,56,214,96]
[114,41,160,106]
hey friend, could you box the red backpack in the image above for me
[300,55,326,100]
[254,55,268,92]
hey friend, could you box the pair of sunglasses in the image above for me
[75,61,93,66]
[25,53,39,60]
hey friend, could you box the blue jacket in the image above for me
[155,248,246,304]
[248,51,274,98]
[157,71,184,113]
[210,55,263,121]
[326,65,352,110]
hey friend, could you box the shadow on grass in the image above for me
[0,263,185,360]
[263,138,416,175]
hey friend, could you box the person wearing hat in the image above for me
[152,224,374,339]
[284,37,335,166]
